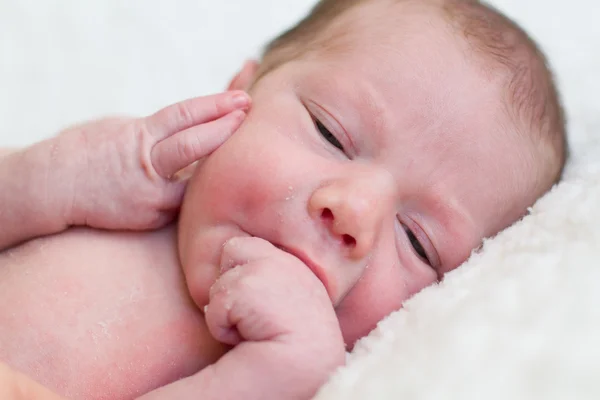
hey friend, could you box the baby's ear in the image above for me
[227,60,260,91]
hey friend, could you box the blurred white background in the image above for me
[0,0,314,146]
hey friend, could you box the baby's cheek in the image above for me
[335,262,409,348]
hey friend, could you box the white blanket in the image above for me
[1,1,598,399]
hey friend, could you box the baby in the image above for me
[0,0,567,399]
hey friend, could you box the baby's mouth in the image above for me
[273,243,332,301]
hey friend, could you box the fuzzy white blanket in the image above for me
[1,1,598,399]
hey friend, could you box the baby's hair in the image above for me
[440,0,568,184]
[258,0,568,186]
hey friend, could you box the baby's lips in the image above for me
[274,243,334,301]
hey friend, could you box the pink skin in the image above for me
[179,5,538,350]
[0,5,545,400]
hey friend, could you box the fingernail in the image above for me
[231,93,250,109]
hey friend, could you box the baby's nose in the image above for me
[317,201,373,259]
[309,171,395,260]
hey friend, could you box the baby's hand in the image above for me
[204,237,345,399]
[60,91,250,230]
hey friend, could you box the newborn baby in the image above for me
[0,0,567,399]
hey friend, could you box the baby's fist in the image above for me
[61,91,250,230]
[204,237,345,396]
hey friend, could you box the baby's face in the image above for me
[180,6,538,346]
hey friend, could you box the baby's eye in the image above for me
[315,119,344,151]
[403,225,431,265]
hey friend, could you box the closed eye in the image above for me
[315,118,344,151]
[403,225,431,266]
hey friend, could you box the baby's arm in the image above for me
[139,237,346,400]
[0,140,75,250]
[0,91,250,251]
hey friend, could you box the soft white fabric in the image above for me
[1,1,598,399]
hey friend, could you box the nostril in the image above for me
[343,234,356,247]
[319,208,356,247]
[321,208,334,221]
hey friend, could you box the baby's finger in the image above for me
[219,236,278,274]
[145,91,251,140]
[151,110,246,178]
